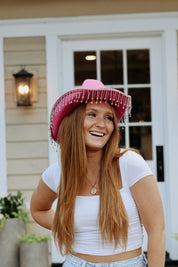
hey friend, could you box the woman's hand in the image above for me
[131,175,166,267]
[30,178,57,230]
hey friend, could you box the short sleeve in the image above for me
[42,162,61,193]
[121,150,153,188]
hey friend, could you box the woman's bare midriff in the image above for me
[72,247,142,263]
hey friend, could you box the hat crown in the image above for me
[82,79,105,89]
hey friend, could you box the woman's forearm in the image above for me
[31,208,55,230]
[147,229,166,267]
[30,178,57,230]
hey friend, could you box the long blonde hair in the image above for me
[52,103,129,255]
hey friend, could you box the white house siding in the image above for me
[4,37,51,241]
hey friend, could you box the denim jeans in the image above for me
[63,253,147,267]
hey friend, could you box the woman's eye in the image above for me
[105,116,113,121]
[88,113,96,117]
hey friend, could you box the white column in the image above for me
[46,34,65,263]
[163,29,178,259]
[46,34,61,165]
[0,37,7,196]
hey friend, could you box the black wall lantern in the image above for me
[13,67,34,106]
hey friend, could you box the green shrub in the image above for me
[18,233,51,245]
[0,190,24,217]
[0,190,29,232]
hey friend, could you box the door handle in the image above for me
[156,146,164,182]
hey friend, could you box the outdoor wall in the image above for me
[4,36,50,239]
[0,0,178,20]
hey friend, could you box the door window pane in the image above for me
[129,126,152,160]
[119,127,125,148]
[127,50,150,84]
[128,88,151,122]
[74,51,96,85]
[100,50,123,85]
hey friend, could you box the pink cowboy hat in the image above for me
[50,79,131,142]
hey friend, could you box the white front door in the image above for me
[61,36,166,251]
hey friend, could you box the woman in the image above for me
[31,79,165,267]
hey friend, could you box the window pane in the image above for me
[127,50,150,84]
[100,50,123,85]
[128,88,151,122]
[117,88,124,93]
[74,51,96,86]
[119,127,125,148]
[129,126,152,160]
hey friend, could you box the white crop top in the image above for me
[42,151,153,256]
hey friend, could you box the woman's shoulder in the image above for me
[119,148,153,187]
[44,161,61,173]
[42,161,61,193]
[119,148,142,162]
[119,148,149,169]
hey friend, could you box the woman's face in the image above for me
[83,101,114,152]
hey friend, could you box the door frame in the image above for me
[50,29,178,262]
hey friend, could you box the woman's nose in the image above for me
[95,116,105,127]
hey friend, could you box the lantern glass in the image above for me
[13,68,33,106]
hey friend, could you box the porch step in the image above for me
[164,251,178,267]
[51,264,63,266]
[165,263,178,267]
[165,260,178,266]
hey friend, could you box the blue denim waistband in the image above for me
[63,253,147,267]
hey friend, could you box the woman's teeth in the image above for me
[90,132,105,137]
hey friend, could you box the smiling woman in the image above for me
[30,79,165,267]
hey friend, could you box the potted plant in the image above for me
[0,190,29,267]
[18,233,50,267]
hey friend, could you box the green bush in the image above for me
[0,190,24,217]
[0,190,29,231]
[18,233,51,245]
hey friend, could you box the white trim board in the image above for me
[0,12,178,38]
[0,37,7,196]
[162,29,178,259]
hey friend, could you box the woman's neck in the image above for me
[86,150,102,179]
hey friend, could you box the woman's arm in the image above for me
[131,175,166,267]
[30,178,57,230]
